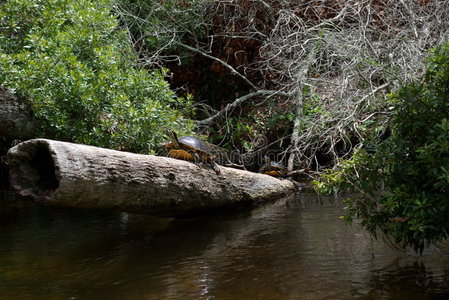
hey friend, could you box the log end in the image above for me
[7,139,59,200]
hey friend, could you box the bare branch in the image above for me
[196,89,294,126]
[175,42,258,90]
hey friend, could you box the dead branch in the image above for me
[196,89,294,126]
[176,42,258,90]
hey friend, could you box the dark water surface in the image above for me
[1,191,449,300]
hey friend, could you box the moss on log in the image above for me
[7,139,296,216]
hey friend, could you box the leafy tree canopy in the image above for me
[315,42,449,253]
[0,0,194,153]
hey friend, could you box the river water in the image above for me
[1,190,449,299]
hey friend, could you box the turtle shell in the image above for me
[259,159,287,177]
[165,136,214,161]
[178,136,211,155]
[164,131,220,173]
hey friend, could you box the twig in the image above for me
[196,89,294,126]
[175,42,258,90]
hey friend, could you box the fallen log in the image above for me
[7,139,296,216]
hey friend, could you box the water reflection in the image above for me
[363,261,449,300]
[0,191,449,299]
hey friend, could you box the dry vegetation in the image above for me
[116,0,449,171]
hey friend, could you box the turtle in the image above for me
[164,130,220,174]
[258,156,288,178]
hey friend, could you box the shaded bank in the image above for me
[0,87,36,141]
[0,87,36,190]
[7,139,296,217]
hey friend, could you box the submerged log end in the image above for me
[7,139,296,216]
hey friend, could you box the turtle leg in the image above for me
[186,150,201,166]
[210,161,221,174]
[185,149,219,174]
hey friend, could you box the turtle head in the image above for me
[165,130,180,148]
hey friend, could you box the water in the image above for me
[1,191,449,300]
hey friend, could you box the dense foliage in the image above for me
[316,42,449,253]
[0,0,194,153]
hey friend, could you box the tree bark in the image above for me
[7,139,296,217]
[0,87,36,140]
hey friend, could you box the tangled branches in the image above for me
[206,0,449,170]
[115,0,449,171]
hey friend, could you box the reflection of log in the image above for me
[0,87,36,139]
[7,139,296,216]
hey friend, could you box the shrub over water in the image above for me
[0,0,194,153]
[316,42,449,253]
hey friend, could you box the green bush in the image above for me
[117,0,207,61]
[315,42,449,253]
[0,0,194,153]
